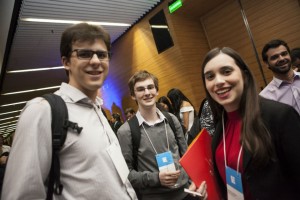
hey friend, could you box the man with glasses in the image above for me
[117,70,204,200]
[260,39,300,115]
[2,23,137,200]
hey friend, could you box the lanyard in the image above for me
[94,104,111,144]
[142,120,169,155]
[222,111,243,173]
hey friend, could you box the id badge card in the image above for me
[155,151,176,172]
[225,166,244,200]
[107,142,129,183]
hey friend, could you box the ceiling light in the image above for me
[0,120,18,126]
[0,116,19,121]
[0,101,27,107]
[0,110,22,116]
[0,124,17,129]
[21,18,131,27]
[7,66,64,73]
[0,127,16,131]
[2,85,60,95]
[150,25,168,29]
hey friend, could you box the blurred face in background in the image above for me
[159,102,169,111]
[126,112,134,120]
[292,58,300,71]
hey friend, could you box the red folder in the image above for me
[180,128,222,200]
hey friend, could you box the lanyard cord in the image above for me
[142,120,169,155]
[222,111,243,173]
[94,105,111,144]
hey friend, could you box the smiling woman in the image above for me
[190,47,300,200]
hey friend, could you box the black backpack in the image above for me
[42,94,83,200]
[127,111,183,171]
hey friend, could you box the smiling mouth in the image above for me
[87,71,101,75]
[276,60,289,67]
[216,88,230,95]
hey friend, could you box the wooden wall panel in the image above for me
[241,0,300,85]
[106,0,300,118]
[202,0,300,89]
[109,1,210,115]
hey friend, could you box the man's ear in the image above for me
[62,56,71,71]
[131,95,136,101]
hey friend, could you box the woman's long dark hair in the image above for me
[158,96,174,114]
[167,88,197,120]
[201,47,274,167]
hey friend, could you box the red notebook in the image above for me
[180,128,222,200]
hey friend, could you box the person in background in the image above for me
[158,96,174,113]
[111,113,123,134]
[117,70,207,200]
[0,135,9,197]
[291,47,300,71]
[2,23,137,200]
[190,47,300,199]
[187,98,215,145]
[260,39,300,115]
[0,136,9,165]
[198,98,215,136]
[167,88,196,139]
[125,107,136,121]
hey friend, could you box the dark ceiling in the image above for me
[0,0,227,137]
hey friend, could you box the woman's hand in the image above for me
[189,181,208,200]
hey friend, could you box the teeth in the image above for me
[216,88,230,94]
[87,71,100,75]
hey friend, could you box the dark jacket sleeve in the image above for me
[260,98,300,185]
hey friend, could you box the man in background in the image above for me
[260,39,300,115]
[111,113,123,134]
[124,107,136,121]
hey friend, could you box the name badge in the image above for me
[107,142,129,184]
[155,151,176,172]
[226,166,244,200]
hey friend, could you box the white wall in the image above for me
[0,0,15,73]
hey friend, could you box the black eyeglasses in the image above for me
[135,84,156,93]
[72,49,111,61]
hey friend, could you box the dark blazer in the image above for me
[112,121,123,134]
[212,98,300,200]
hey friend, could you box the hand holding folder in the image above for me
[179,128,222,200]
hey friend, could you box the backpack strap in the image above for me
[127,115,140,171]
[43,94,82,200]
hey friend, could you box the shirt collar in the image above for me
[56,83,103,107]
[136,108,166,126]
[272,71,300,87]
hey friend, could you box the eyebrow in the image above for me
[270,51,288,58]
[135,84,154,88]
